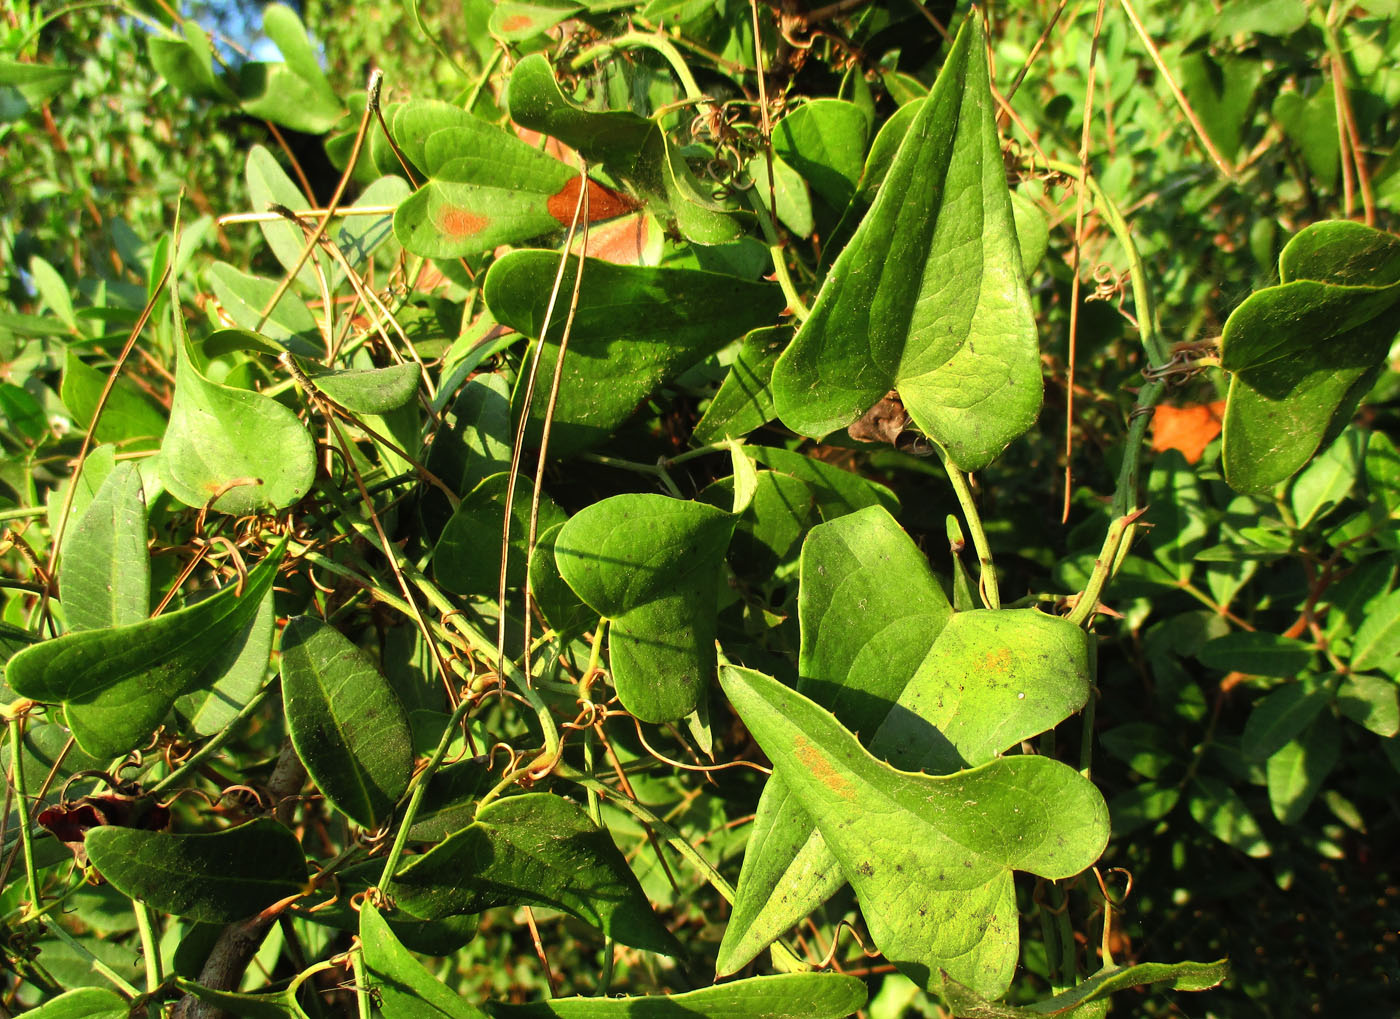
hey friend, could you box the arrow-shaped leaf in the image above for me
[771,16,1040,471]
[6,540,286,757]
[390,792,682,957]
[719,665,1108,999]
[554,493,734,722]
[86,818,308,923]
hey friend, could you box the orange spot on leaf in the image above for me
[546,176,640,228]
[794,735,856,801]
[1151,401,1226,464]
[437,206,489,238]
[501,14,534,32]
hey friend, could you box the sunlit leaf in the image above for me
[59,461,148,632]
[485,973,868,1018]
[360,902,489,1019]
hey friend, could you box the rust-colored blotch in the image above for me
[500,14,534,33]
[547,176,641,227]
[437,206,490,238]
[1151,400,1226,464]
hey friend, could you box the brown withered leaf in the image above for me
[848,390,909,445]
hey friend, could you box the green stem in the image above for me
[580,453,684,499]
[134,903,163,992]
[6,717,41,914]
[571,31,705,103]
[745,191,811,320]
[43,920,141,998]
[935,446,1000,610]
[352,942,371,1019]
[146,683,276,797]
[0,505,45,521]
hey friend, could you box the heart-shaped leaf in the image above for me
[280,616,414,830]
[360,902,489,1019]
[160,328,315,515]
[771,17,1040,471]
[7,542,285,756]
[484,252,783,457]
[554,493,734,722]
[719,665,1108,998]
[86,818,308,923]
[433,472,567,597]
[59,460,149,632]
[390,792,682,957]
[484,972,868,1018]
[1221,220,1400,494]
[718,505,952,975]
[772,99,870,211]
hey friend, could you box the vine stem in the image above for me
[43,905,141,998]
[934,445,1000,610]
[5,717,40,914]
[135,903,163,992]
[570,31,706,106]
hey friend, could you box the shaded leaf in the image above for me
[1352,588,1400,674]
[1336,673,1400,736]
[60,351,166,451]
[299,360,421,414]
[485,252,783,457]
[771,18,1040,471]
[19,987,129,1019]
[772,99,870,210]
[555,494,734,722]
[360,902,489,1018]
[719,665,1107,997]
[1196,631,1315,678]
[172,978,309,1019]
[692,327,789,444]
[938,958,1228,1017]
[206,262,320,349]
[246,144,321,288]
[391,792,682,957]
[1241,680,1331,761]
[1187,776,1270,857]
[86,818,308,923]
[1266,713,1340,824]
[281,616,413,829]
[434,473,567,597]
[174,583,277,736]
[1221,221,1400,494]
[5,541,285,757]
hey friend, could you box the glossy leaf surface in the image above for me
[281,616,413,830]
[160,330,315,514]
[391,792,682,957]
[1221,221,1400,494]
[719,665,1108,997]
[6,542,285,757]
[485,251,783,457]
[85,818,308,923]
[555,494,734,722]
[485,973,867,1018]
[771,18,1040,471]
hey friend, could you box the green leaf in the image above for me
[1221,221,1400,494]
[299,360,421,414]
[280,616,414,830]
[1336,673,1400,736]
[490,1,582,41]
[1266,713,1340,824]
[85,818,308,922]
[147,24,234,102]
[172,978,309,1018]
[160,328,315,514]
[1290,428,1364,527]
[719,665,1108,998]
[484,252,783,457]
[360,902,489,1018]
[746,446,898,517]
[28,255,77,331]
[260,3,339,110]
[0,58,78,107]
[0,381,46,440]
[175,583,277,736]
[772,99,870,210]
[747,153,814,238]
[392,115,636,259]
[60,351,167,451]
[1196,631,1315,678]
[692,326,788,444]
[246,145,321,289]
[5,541,285,757]
[59,460,149,632]
[391,792,682,957]
[19,987,130,1019]
[1273,82,1338,189]
[719,505,951,975]
[1241,680,1331,761]
[485,973,868,1018]
[937,958,1229,1017]
[554,493,734,722]
[1187,776,1270,857]
[507,54,653,165]
[771,17,1041,471]
[1352,588,1400,674]
[1144,450,1208,583]
[206,262,320,349]
[434,473,567,597]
